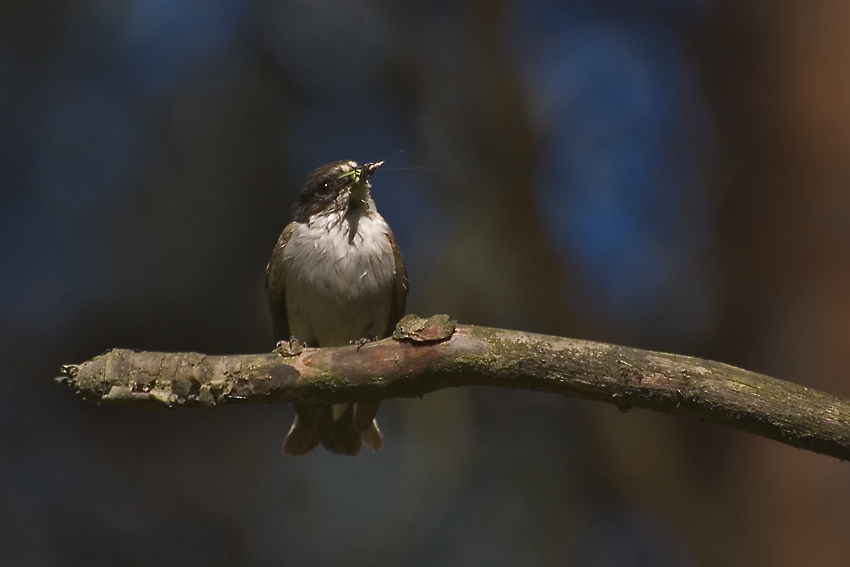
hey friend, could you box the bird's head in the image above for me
[291,160,383,222]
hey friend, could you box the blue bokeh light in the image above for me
[112,0,250,92]
[513,3,716,342]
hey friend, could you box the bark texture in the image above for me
[57,315,850,461]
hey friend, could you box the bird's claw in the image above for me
[352,336,377,352]
[274,336,304,357]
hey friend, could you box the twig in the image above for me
[56,314,850,461]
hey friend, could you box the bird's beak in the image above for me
[362,161,384,178]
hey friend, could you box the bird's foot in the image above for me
[274,336,304,357]
[351,336,378,352]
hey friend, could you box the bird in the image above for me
[266,160,408,456]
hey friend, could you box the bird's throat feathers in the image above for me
[308,194,375,242]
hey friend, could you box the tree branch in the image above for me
[56,315,850,461]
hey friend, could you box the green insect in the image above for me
[339,166,364,184]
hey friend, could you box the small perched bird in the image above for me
[266,160,408,456]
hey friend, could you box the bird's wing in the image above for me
[266,223,294,343]
[384,229,409,338]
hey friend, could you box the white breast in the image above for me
[282,205,397,347]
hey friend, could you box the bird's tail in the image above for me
[282,401,384,456]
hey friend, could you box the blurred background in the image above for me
[2,0,850,565]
